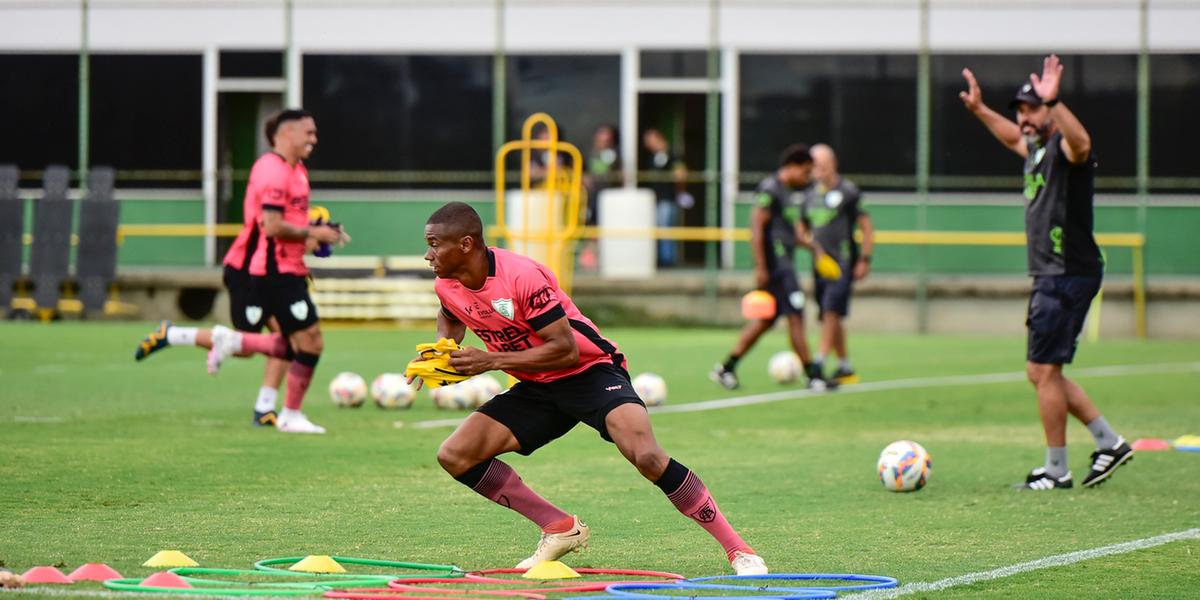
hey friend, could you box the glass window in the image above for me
[302,54,493,187]
[932,54,1137,190]
[641,50,714,79]
[90,54,203,187]
[506,54,621,154]
[1149,54,1200,190]
[220,51,283,78]
[0,54,79,180]
[739,54,917,188]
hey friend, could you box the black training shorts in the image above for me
[765,268,805,320]
[813,263,854,318]
[475,362,646,456]
[1026,274,1101,365]
[253,274,319,335]
[223,265,267,332]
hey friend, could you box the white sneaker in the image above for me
[276,411,326,434]
[514,516,589,569]
[206,325,242,375]
[731,551,768,575]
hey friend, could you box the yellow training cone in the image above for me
[521,560,580,580]
[142,551,199,568]
[289,555,346,574]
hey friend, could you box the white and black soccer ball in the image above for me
[468,375,504,408]
[767,351,802,384]
[632,372,667,407]
[370,373,416,410]
[877,440,932,492]
[431,382,476,410]
[329,372,368,408]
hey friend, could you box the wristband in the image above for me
[1044,97,1059,108]
[860,255,872,264]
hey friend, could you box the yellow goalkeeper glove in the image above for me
[815,254,843,280]
[405,338,471,388]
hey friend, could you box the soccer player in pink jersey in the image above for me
[419,202,767,575]
[134,110,348,434]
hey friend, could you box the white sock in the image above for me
[255,386,279,413]
[279,407,302,421]
[166,327,198,346]
[839,358,852,371]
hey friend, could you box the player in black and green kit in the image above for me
[800,144,875,384]
[960,54,1132,490]
[711,144,835,391]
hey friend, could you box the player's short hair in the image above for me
[264,109,313,146]
[427,201,486,247]
[779,144,813,167]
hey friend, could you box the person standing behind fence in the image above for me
[959,54,1133,490]
[579,125,622,271]
[799,144,873,385]
[641,128,692,267]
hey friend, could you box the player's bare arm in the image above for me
[959,67,1026,157]
[448,316,579,376]
[749,206,770,289]
[855,212,875,280]
[262,209,344,244]
[1031,54,1091,164]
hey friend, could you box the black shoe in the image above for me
[806,377,839,391]
[831,366,860,385]
[1020,467,1073,490]
[1081,437,1134,487]
[253,410,278,427]
[709,364,739,390]
[135,320,172,361]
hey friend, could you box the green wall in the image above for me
[103,196,1198,276]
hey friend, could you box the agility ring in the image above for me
[103,578,326,596]
[602,583,836,600]
[686,573,899,591]
[255,556,462,578]
[325,589,546,600]
[173,567,395,589]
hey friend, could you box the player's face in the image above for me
[1016,103,1051,145]
[782,162,812,188]
[281,117,318,160]
[424,224,463,279]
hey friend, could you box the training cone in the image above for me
[289,555,346,574]
[21,566,73,584]
[521,560,581,580]
[1131,438,1171,452]
[140,572,193,589]
[741,290,777,320]
[68,563,123,582]
[143,550,199,568]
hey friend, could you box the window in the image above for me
[506,54,621,154]
[0,54,79,179]
[740,54,917,188]
[1149,54,1200,191]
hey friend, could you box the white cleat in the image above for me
[731,551,768,576]
[206,325,242,375]
[276,411,326,434]
[515,516,590,569]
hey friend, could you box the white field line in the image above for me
[408,361,1200,429]
[847,528,1200,598]
[0,588,232,599]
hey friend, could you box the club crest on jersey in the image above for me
[290,300,309,321]
[245,305,263,326]
[1033,146,1047,167]
[825,190,844,208]
[491,298,515,320]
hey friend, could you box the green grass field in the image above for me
[1,323,1198,598]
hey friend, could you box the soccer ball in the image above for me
[768,351,802,383]
[632,372,667,407]
[370,373,416,410]
[431,382,476,410]
[468,375,504,407]
[329,372,368,408]
[877,440,932,492]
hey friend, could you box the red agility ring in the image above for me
[467,568,684,580]
[382,568,685,596]
[325,589,546,600]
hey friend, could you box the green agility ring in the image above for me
[254,556,462,578]
[173,567,395,589]
[103,578,322,596]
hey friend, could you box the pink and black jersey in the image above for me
[247,154,311,277]
[221,153,283,271]
[435,248,624,384]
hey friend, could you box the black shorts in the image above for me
[1026,274,1101,365]
[223,265,267,332]
[765,269,805,320]
[475,362,646,456]
[253,274,319,335]
[813,264,854,318]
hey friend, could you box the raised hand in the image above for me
[1030,54,1063,104]
[958,68,983,113]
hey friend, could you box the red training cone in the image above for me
[68,563,123,582]
[21,566,73,584]
[140,571,192,589]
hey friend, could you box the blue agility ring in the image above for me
[605,582,836,599]
[687,573,898,591]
